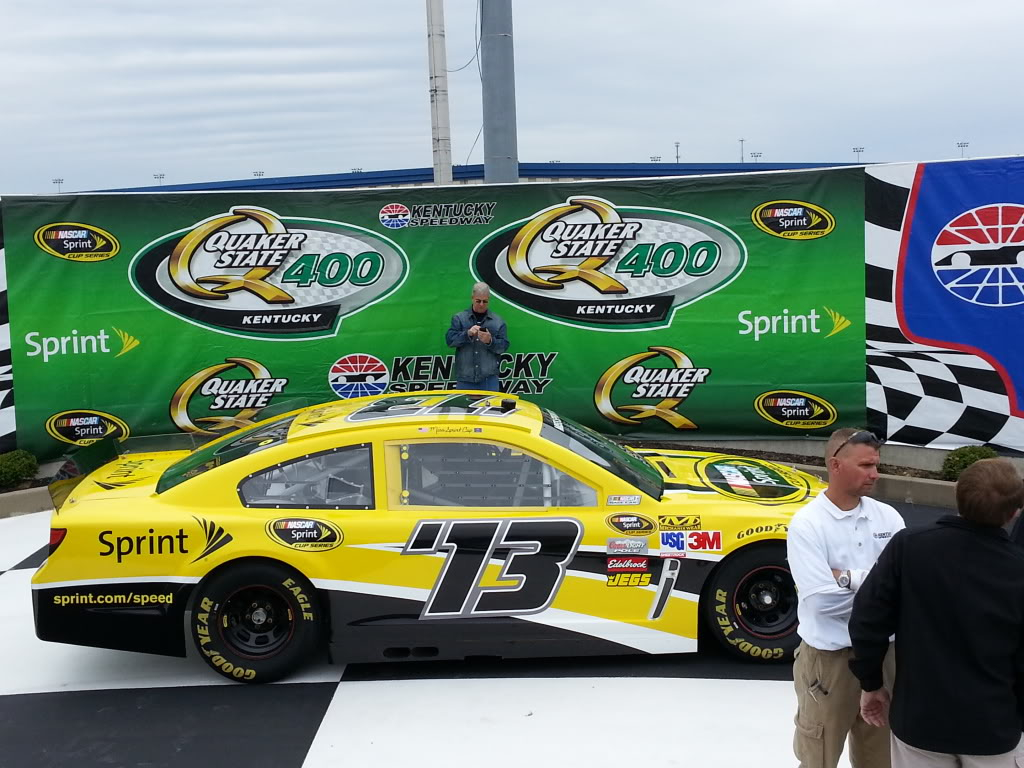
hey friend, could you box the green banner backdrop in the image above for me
[2,168,865,459]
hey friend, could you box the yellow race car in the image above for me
[32,392,824,683]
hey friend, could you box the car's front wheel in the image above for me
[191,561,322,683]
[701,543,798,662]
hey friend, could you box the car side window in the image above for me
[392,440,595,507]
[239,444,373,510]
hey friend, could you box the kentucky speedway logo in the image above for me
[594,346,710,429]
[472,196,746,330]
[170,358,290,435]
[130,206,408,339]
[328,354,390,399]
[931,203,1024,307]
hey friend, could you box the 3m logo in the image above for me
[687,530,722,551]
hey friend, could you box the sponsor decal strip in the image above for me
[310,578,697,654]
[32,575,201,590]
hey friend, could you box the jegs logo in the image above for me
[472,196,746,329]
[594,346,710,429]
[170,358,290,435]
[130,206,408,340]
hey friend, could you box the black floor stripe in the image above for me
[0,683,338,768]
[342,644,795,683]
[11,544,47,572]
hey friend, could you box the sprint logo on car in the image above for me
[594,346,710,429]
[170,358,290,435]
[472,196,746,329]
[130,206,408,340]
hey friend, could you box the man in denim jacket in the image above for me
[445,282,509,392]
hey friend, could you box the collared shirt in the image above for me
[445,307,509,383]
[787,492,905,650]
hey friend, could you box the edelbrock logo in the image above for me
[472,196,746,330]
[130,206,408,340]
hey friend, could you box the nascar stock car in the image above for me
[32,392,824,683]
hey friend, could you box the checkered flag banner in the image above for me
[866,161,1024,452]
[0,242,14,454]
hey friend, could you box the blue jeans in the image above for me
[455,375,500,392]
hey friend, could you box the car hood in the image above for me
[631,447,825,505]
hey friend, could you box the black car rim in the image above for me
[219,585,295,658]
[732,565,797,640]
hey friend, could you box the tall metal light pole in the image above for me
[739,138,745,163]
[481,0,519,183]
[426,0,453,185]
[750,152,762,162]
[153,173,165,185]
[675,141,680,163]
[957,141,969,158]
[253,170,265,178]
[51,178,63,194]
[650,156,661,163]
[853,147,864,163]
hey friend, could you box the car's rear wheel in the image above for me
[191,561,322,683]
[701,543,798,662]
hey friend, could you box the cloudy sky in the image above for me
[0,0,1018,194]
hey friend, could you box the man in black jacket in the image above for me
[849,458,1024,766]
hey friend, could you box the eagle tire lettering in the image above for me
[701,543,797,663]
[403,518,583,618]
[190,562,321,683]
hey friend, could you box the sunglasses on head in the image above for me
[831,430,884,458]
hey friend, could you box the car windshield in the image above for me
[156,414,297,494]
[540,408,663,500]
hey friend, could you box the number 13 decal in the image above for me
[403,518,583,619]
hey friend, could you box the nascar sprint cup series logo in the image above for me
[130,206,408,339]
[170,358,290,435]
[472,196,746,329]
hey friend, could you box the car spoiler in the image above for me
[46,432,212,511]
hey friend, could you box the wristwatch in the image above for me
[837,570,852,589]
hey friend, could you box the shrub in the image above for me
[0,449,39,490]
[941,445,999,481]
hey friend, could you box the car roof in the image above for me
[285,391,545,444]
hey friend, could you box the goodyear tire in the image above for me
[701,543,798,663]
[191,562,322,683]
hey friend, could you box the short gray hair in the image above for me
[471,282,490,297]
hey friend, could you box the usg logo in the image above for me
[130,206,408,340]
[45,410,130,446]
[751,200,835,240]
[34,222,120,262]
[328,354,390,399]
[754,389,837,430]
[170,357,290,435]
[931,203,1024,307]
[472,196,745,329]
[594,346,710,430]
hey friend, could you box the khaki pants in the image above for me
[793,641,896,768]
[892,734,1024,768]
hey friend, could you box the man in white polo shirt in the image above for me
[788,428,905,768]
